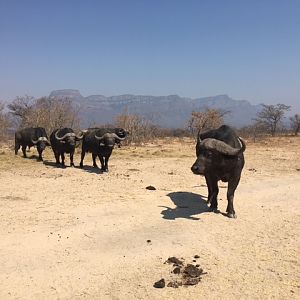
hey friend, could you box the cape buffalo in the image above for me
[50,128,84,167]
[15,127,51,161]
[191,125,246,218]
[79,127,128,172]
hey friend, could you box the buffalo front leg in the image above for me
[205,175,212,204]
[70,152,74,167]
[226,177,241,219]
[22,145,27,158]
[61,153,65,167]
[79,150,85,168]
[207,176,219,212]
[15,142,20,155]
[92,153,98,168]
[37,148,43,161]
[54,151,60,164]
[98,155,106,171]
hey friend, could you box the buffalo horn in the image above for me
[55,130,75,141]
[201,138,242,156]
[31,136,50,144]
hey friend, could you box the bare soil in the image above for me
[0,137,299,299]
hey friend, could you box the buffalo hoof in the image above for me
[70,163,75,167]
[227,213,237,219]
[79,163,83,168]
[102,168,108,172]
[209,206,219,213]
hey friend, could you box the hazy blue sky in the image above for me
[1,0,299,110]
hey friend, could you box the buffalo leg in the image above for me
[61,153,65,166]
[70,152,74,167]
[226,177,241,218]
[205,175,212,204]
[104,156,109,172]
[21,145,27,158]
[15,142,20,155]
[92,153,98,168]
[37,148,43,161]
[54,151,60,164]
[207,176,219,211]
[98,155,105,170]
[79,149,85,168]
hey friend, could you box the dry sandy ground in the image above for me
[0,137,299,299]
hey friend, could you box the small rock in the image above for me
[194,255,200,259]
[147,239,151,243]
[153,278,165,288]
[146,185,156,190]
[173,267,181,274]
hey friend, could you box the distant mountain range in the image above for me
[49,89,263,128]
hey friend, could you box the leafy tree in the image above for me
[255,104,290,136]
[290,114,300,135]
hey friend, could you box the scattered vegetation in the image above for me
[8,95,80,135]
[1,95,299,144]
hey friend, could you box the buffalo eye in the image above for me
[206,150,213,158]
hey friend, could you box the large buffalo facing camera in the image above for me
[79,128,128,172]
[50,128,84,167]
[191,125,246,218]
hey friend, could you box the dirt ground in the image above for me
[0,136,299,299]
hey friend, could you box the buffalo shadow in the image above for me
[75,165,104,174]
[43,160,67,168]
[43,160,104,174]
[161,192,209,220]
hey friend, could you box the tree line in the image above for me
[0,95,299,144]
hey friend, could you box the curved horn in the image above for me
[31,138,38,144]
[31,136,50,144]
[75,131,84,140]
[55,130,75,141]
[94,132,107,140]
[110,132,126,141]
[201,138,243,156]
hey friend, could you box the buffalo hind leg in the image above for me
[226,177,241,218]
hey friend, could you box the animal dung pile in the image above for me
[153,256,206,288]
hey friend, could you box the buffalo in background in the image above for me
[191,125,246,218]
[15,127,51,161]
[50,128,84,167]
[80,127,128,172]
